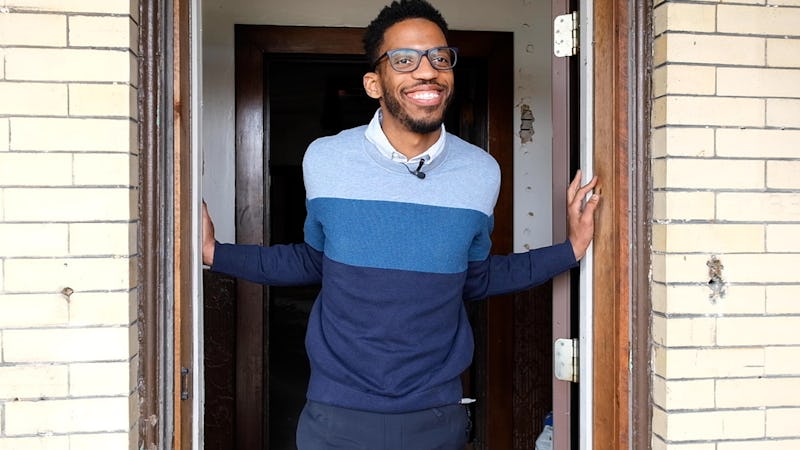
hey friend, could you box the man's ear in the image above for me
[363,72,382,99]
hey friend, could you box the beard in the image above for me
[381,81,453,134]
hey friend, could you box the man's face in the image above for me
[368,18,454,135]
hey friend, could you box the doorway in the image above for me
[201,25,564,449]
[151,1,649,449]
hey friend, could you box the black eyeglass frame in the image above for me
[373,46,459,73]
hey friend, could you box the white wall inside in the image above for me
[202,0,553,252]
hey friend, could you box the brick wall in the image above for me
[651,0,800,448]
[0,1,140,449]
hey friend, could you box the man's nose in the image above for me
[411,55,439,78]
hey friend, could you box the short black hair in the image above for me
[363,0,449,68]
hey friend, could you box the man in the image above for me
[203,0,599,448]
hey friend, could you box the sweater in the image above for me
[211,125,578,413]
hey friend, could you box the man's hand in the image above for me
[567,170,600,261]
[202,201,216,266]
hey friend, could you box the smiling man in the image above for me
[202,0,599,448]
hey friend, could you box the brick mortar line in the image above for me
[0,185,138,189]
[3,112,139,124]
[0,358,135,368]
[653,312,800,319]
[651,188,800,194]
[653,92,800,101]
[0,45,137,55]
[651,250,800,254]
[0,152,143,157]
[651,123,800,130]
[0,288,136,295]
[0,150,140,155]
[0,394,132,403]
[0,323,132,331]
[652,60,800,71]
[658,0,800,7]
[652,280,800,284]
[653,373,800,382]
[653,313,800,318]
[648,220,800,225]
[657,405,800,414]
[0,255,138,262]
[3,115,141,122]
[651,155,800,161]
[655,343,800,349]
[0,220,139,224]
[654,436,800,445]
[656,29,800,40]
[652,342,800,350]
[0,430,132,440]
[1,9,135,18]
[0,186,139,191]
[0,80,138,87]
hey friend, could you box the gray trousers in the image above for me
[296,400,470,450]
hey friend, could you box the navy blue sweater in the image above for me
[212,126,577,413]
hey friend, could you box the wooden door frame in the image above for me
[592,0,652,449]
[234,25,514,448]
[137,0,652,447]
[138,0,195,448]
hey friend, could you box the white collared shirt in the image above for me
[364,109,446,165]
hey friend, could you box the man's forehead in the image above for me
[381,18,448,49]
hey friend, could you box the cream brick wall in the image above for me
[652,0,800,448]
[0,1,140,448]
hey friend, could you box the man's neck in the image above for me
[380,118,442,160]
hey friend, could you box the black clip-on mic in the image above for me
[405,159,426,179]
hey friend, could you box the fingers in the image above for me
[567,170,582,204]
[581,192,601,219]
[201,201,216,266]
[567,171,599,209]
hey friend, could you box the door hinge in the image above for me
[554,338,579,383]
[180,367,191,400]
[553,11,579,57]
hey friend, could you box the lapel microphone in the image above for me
[405,159,426,179]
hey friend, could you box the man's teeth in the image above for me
[410,91,439,99]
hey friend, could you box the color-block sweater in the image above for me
[211,125,578,413]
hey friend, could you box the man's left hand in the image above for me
[567,170,600,261]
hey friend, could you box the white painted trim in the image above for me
[578,0,594,448]
[192,0,205,447]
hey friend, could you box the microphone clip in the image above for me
[406,159,426,179]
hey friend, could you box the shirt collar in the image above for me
[365,109,446,164]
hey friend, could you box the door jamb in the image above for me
[591,0,652,449]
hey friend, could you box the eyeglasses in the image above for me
[374,46,458,73]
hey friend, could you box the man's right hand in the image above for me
[202,201,216,266]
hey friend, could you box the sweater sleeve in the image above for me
[210,241,323,286]
[462,240,578,301]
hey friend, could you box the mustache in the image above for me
[404,81,447,90]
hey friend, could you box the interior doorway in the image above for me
[266,57,374,448]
